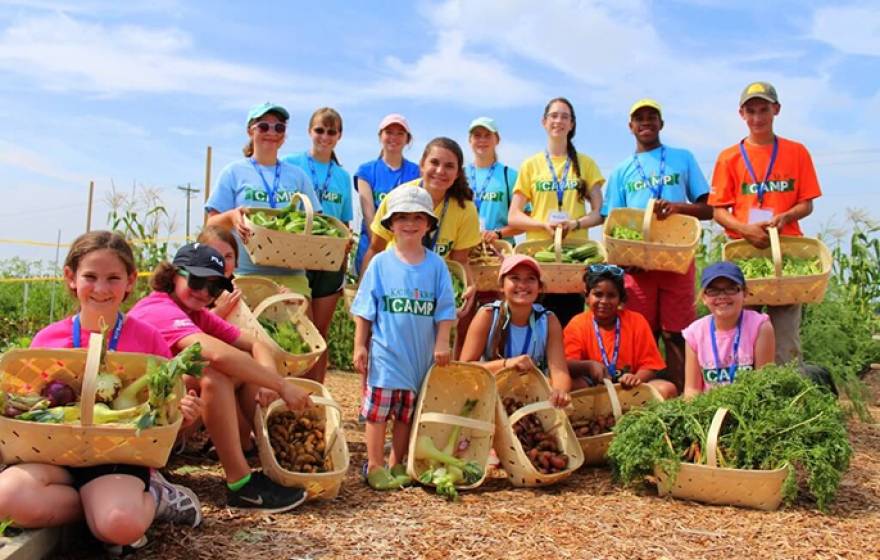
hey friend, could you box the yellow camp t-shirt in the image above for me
[513,152,605,242]
[371,179,482,258]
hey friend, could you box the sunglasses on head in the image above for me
[587,263,625,277]
[251,121,286,134]
[178,269,227,298]
[312,126,339,137]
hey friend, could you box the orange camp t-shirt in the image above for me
[708,136,821,238]
[563,308,666,375]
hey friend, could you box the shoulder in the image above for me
[576,152,600,169]
[356,159,379,177]
[621,309,651,331]
[682,315,710,339]
[777,137,811,155]
[280,160,308,179]
[281,152,308,168]
[30,317,73,348]
[520,152,544,169]
[743,308,770,328]
[217,158,249,179]
[715,143,741,164]
[564,310,591,332]
[664,145,698,161]
[402,159,420,173]
[129,291,178,317]
[399,178,421,189]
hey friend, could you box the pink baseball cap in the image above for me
[498,254,542,281]
[378,113,411,134]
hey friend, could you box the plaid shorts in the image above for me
[360,386,417,424]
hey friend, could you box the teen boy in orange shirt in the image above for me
[708,81,822,364]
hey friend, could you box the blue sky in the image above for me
[1,0,878,263]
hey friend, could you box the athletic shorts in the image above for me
[68,464,150,491]
[624,262,696,333]
[360,387,417,424]
[307,269,345,299]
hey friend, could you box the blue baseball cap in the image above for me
[701,262,746,290]
[247,102,289,124]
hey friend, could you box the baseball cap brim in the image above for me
[468,117,499,134]
[700,263,745,290]
[378,114,411,134]
[629,98,662,117]
[380,209,438,231]
[181,266,234,292]
[247,103,289,123]
[498,255,542,281]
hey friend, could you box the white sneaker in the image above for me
[104,535,148,557]
[151,470,203,528]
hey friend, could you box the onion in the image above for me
[41,380,77,407]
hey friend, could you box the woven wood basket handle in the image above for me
[252,292,309,322]
[706,407,729,469]
[507,400,558,427]
[603,378,623,420]
[418,411,495,434]
[79,332,105,427]
[642,198,656,242]
[497,367,520,397]
[553,225,563,262]
[291,192,315,235]
[769,226,783,278]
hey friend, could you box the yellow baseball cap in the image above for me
[629,98,662,118]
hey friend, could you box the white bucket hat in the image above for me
[380,185,438,230]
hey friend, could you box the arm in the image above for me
[767,200,813,230]
[360,234,388,277]
[433,320,454,366]
[353,316,371,376]
[206,208,251,240]
[460,307,494,362]
[754,319,775,369]
[574,183,604,230]
[657,194,714,221]
[545,314,572,407]
[357,179,376,235]
[683,344,703,400]
[566,359,607,384]
[175,332,284,393]
[713,206,770,249]
[210,289,242,319]
[508,192,554,235]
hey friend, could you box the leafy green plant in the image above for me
[327,298,354,371]
[106,184,177,272]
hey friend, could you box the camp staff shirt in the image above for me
[708,137,821,238]
[601,145,709,216]
[563,309,666,374]
[282,152,353,223]
[468,162,518,233]
[350,249,456,392]
[513,152,605,242]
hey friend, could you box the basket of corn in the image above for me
[243,193,351,271]
[469,240,513,292]
[514,227,606,293]
[603,198,701,274]
[721,226,832,306]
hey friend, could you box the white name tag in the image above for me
[748,208,773,224]
[549,211,570,225]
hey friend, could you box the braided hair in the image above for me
[543,97,589,201]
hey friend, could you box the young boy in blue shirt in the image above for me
[351,185,456,489]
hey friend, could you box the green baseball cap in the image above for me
[739,82,779,106]
[247,102,289,124]
[468,116,499,134]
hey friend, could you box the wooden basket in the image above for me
[568,380,663,466]
[446,259,470,315]
[255,378,349,500]
[242,193,352,272]
[514,227,607,293]
[406,362,497,490]
[0,334,183,468]
[343,282,357,314]
[721,226,832,306]
[654,407,788,511]
[470,240,513,292]
[234,276,283,310]
[493,366,584,486]
[225,292,325,377]
[603,199,701,274]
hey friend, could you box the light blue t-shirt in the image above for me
[205,157,322,276]
[601,145,709,216]
[482,302,551,372]
[351,249,456,392]
[353,157,421,274]
[282,152,353,223]
[465,162,518,235]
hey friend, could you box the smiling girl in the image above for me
[466,117,519,244]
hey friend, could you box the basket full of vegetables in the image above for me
[225,292,326,377]
[406,362,496,501]
[469,240,513,292]
[234,276,283,310]
[568,379,663,466]
[446,260,470,315]
[494,366,583,487]
[603,198,701,274]
[243,193,352,271]
[721,226,832,306]
[0,334,203,468]
[254,378,349,500]
[514,227,607,293]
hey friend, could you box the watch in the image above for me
[494,229,503,239]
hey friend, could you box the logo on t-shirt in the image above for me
[740,179,795,196]
[243,185,299,204]
[374,192,389,205]
[702,363,754,386]
[534,179,578,193]
[322,191,343,204]
[478,191,504,202]
[382,287,437,316]
[625,173,680,193]
[433,242,452,257]
[172,318,195,329]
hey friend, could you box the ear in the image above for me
[772,103,781,116]
[63,266,76,292]
[124,270,137,298]
[658,118,665,131]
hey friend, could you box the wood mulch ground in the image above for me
[62,369,880,560]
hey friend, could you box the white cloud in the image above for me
[810,4,880,57]
[0,140,88,183]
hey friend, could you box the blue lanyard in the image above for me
[250,158,282,208]
[467,162,497,211]
[709,313,743,384]
[738,137,778,207]
[72,312,124,351]
[504,317,534,359]
[593,316,621,379]
[306,155,334,200]
[420,181,450,252]
[632,145,666,199]
[543,150,572,210]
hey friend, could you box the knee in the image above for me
[200,368,233,396]
[0,469,33,523]
[89,503,150,546]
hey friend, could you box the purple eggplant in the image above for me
[41,380,77,407]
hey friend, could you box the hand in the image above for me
[353,344,369,375]
[481,230,501,243]
[256,387,280,408]
[548,388,570,408]
[212,289,241,318]
[653,199,676,220]
[766,212,793,230]
[433,347,451,367]
[505,355,535,371]
[542,222,559,237]
[232,207,252,241]
[179,390,203,429]
[618,373,642,388]
[278,383,312,412]
[739,222,771,249]
[456,285,476,318]
[585,360,608,384]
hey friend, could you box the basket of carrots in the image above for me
[514,227,606,293]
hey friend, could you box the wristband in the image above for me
[572,219,580,231]
[494,229,503,239]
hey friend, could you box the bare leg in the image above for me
[660,330,686,394]
[364,421,388,472]
[648,379,678,400]
[236,383,261,451]
[0,464,82,528]
[304,291,342,383]
[200,368,250,482]
[79,474,155,546]
[453,305,476,360]
[388,419,412,468]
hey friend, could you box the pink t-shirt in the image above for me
[682,309,769,392]
[31,315,172,358]
[127,291,240,353]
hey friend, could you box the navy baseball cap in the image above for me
[172,243,234,292]
[701,262,746,290]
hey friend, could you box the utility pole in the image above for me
[177,183,201,241]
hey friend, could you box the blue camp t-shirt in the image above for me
[601,145,709,216]
[466,162,518,234]
[353,157,420,274]
[205,157,322,276]
[282,152,353,223]
[350,249,456,392]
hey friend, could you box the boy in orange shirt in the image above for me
[563,264,678,399]
[708,81,822,364]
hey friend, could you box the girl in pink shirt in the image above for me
[682,262,775,398]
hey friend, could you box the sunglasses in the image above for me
[588,263,625,277]
[251,121,287,134]
[179,269,227,298]
[312,126,339,137]
[704,285,743,297]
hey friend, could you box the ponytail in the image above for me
[544,97,588,201]
[489,303,511,361]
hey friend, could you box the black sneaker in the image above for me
[151,470,203,527]
[226,472,307,513]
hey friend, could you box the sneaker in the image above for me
[226,471,306,513]
[104,535,148,557]
[151,470,203,528]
